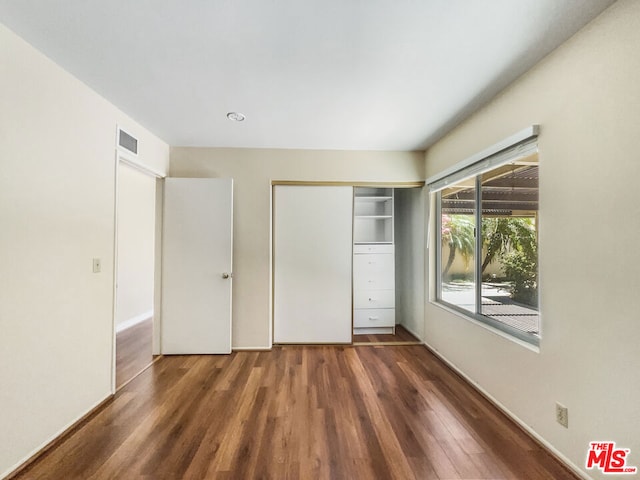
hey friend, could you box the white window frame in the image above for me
[428,126,540,346]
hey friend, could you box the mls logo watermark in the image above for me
[586,442,637,474]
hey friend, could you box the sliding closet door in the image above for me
[274,185,353,343]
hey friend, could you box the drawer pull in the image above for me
[368,316,379,321]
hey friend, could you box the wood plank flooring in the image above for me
[15,346,577,480]
[353,324,421,344]
[116,318,153,389]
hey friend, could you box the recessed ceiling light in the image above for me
[226,112,246,122]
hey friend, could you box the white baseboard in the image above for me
[2,392,112,480]
[422,341,592,480]
[355,327,394,334]
[116,311,153,333]
[232,346,272,351]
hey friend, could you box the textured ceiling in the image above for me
[0,0,616,150]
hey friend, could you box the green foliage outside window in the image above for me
[441,215,538,305]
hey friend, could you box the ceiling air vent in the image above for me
[117,127,138,156]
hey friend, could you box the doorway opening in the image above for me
[114,161,161,389]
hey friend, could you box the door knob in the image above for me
[222,272,232,279]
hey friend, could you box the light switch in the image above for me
[93,258,101,273]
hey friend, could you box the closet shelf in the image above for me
[354,215,392,219]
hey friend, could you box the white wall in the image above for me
[116,164,156,330]
[394,188,425,340]
[424,1,640,478]
[0,24,169,478]
[169,148,425,349]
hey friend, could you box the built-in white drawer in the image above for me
[354,289,395,309]
[353,244,394,255]
[353,254,394,290]
[354,308,395,328]
[353,271,394,290]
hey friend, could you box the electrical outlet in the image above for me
[556,402,568,428]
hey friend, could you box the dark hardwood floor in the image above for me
[15,345,577,479]
[353,324,421,345]
[116,318,154,389]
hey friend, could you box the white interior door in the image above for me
[274,185,353,344]
[162,178,233,354]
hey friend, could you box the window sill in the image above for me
[429,300,540,353]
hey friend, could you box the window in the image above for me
[431,130,539,345]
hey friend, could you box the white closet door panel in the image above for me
[274,186,353,343]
